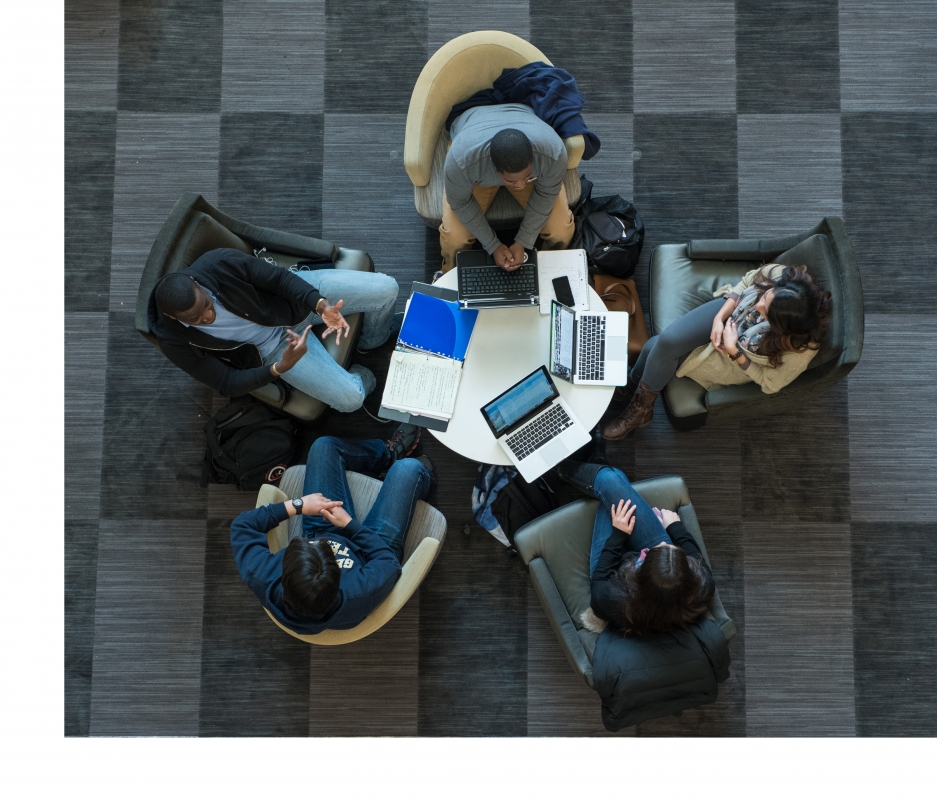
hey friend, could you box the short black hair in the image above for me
[154,272,198,315]
[281,537,341,617]
[490,129,533,174]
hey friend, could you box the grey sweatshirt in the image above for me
[445,104,567,253]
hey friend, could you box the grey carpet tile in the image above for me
[743,521,856,736]
[89,519,207,736]
[840,0,937,111]
[321,114,428,308]
[851,521,937,736]
[65,313,110,521]
[100,313,212,520]
[632,0,736,113]
[526,585,631,736]
[66,111,116,313]
[841,113,937,313]
[632,113,739,250]
[117,0,223,113]
[576,113,634,200]
[736,0,840,114]
[324,0,428,114]
[198,519,312,736]
[848,314,937,524]
[65,520,100,737]
[109,112,220,312]
[740,381,850,525]
[737,114,842,238]
[307,598,419,736]
[429,0,530,53]
[221,0,325,114]
[219,112,324,239]
[65,0,119,110]
[530,1,632,110]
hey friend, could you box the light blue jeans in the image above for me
[263,269,398,412]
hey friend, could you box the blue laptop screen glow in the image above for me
[484,369,554,436]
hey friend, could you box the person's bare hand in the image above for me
[711,316,726,352]
[722,318,740,356]
[492,244,517,270]
[508,242,526,269]
[320,505,352,528]
[320,299,350,346]
[652,506,681,528]
[278,325,311,371]
[610,499,637,534]
[301,492,343,516]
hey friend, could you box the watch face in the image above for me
[292,498,303,509]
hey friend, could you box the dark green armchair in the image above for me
[134,193,373,423]
[649,217,864,430]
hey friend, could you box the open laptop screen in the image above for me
[549,301,575,381]
[481,367,558,438]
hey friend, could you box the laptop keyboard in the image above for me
[505,403,574,461]
[459,264,537,297]
[577,315,606,381]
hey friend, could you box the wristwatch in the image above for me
[291,497,304,515]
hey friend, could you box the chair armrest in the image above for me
[529,558,594,688]
[209,205,337,261]
[687,221,826,261]
[564,135,585,170]
[256,485,290,554]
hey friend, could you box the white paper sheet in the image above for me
[538,251,590,314]
[380,350,463,419]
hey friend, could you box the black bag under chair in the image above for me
[572,175,645,279]
[491,473,558,547]
[203,396,299,491]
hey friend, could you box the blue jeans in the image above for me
[561,463,673,576]
[263,269,399,412]
[301,436,433,562]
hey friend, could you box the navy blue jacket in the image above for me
[445,61,601,160]
[230,503,402,634]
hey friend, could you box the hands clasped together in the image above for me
[491,241,527,271]
[293,492,352,529]
[610,499,681,535]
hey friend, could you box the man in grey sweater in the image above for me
[440,103,575,272]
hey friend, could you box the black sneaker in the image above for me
[385,423,421,461]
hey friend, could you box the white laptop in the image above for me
[480,366,591,482]
[548,300,630,386]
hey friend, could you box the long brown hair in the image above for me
[606,547,714,636]
[751,264,833,368]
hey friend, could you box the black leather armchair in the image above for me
[134,193,373,422]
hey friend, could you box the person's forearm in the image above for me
[717,296,738,321]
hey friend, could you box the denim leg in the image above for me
[639,299,724,392]
[294,269,399,350]
[629,335,657,383]
[360,458,433,562]
[587,467,673,575]
[301,437,393,538]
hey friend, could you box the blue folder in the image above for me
[398,291,479,361]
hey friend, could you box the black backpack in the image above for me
[202,396,299,491]
[490,473,558,546]
[572,175,645,279]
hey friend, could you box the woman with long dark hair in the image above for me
[603,263,833,439]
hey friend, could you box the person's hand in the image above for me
[298,492,343,516]
[320,299,350,346]
[710,315,726,352]
[320,505,352,528]
[610,499,637,534]
[492,243,517,270]
[507,242,526,269]
[276,325,311,372]
[722,318,740,356]
[652,507,681,528]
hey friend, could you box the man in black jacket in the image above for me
[147,248,399,412]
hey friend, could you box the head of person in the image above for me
[606,543,714,636]
[154,272,216,326]
[753,264,833,368]
[490,128,534,190]
[280,537,341,618]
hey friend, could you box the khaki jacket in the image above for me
[675,264,819,395]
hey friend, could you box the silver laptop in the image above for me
[548,300,629,385]
[481,366,591,482]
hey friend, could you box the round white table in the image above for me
[428,271,615,465]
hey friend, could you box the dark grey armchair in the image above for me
[134,193,373,422]
[649,217,864,430]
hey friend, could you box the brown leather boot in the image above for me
[601,381,659,440]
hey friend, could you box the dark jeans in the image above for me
[560,462,673,576]
[631,298,723,391]
[301,436,433,562]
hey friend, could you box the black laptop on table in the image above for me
[456,249,539,309]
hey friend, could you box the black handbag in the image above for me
[572,176,645,279]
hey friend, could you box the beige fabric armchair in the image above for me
[405,30,585,229]
[255,465,447,645]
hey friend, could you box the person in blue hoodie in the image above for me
[230,425,432,634]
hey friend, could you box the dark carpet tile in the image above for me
[576,113,634,199]
[65,0,119,109]
[427,1,529,52]
[99,312,211,520]
[740,381,850,525]
[736,0,840,114]
[117,0,223,112]
[530,0,633,110]
[65,111,116,312]
[198,519,311,736]
[65,520,99,737]
[219,112,324,239]
[852,521,937,736]
[324,0,428,113]
[842,112,937,312]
